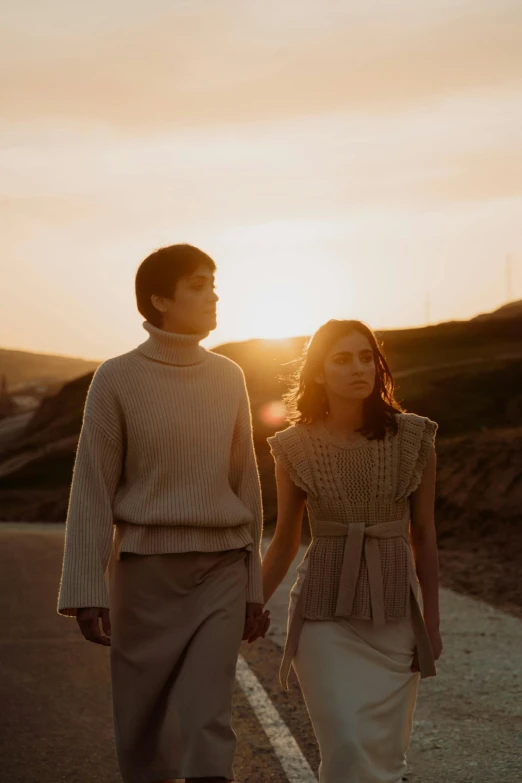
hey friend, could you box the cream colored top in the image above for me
[57,322,264,616]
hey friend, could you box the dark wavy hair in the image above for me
[284,319,404,439]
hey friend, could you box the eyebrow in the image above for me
[189,274,215,283]
[331,349,373,358]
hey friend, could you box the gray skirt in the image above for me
[109,548,247,783]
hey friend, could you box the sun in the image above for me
[211,220,358,344]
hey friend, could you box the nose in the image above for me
[210,290,219,303]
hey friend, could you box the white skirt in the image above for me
[289,559,419,783]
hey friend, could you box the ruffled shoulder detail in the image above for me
[395,413,438,499]
[267,425,315,496]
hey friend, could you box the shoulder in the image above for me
[205,353,250,404]
[92,350,138,379]
[394,412,438,498]
[395,411,438,440]
[87,359,117,395]
[207,351,246,380]
[87,352,137,395]
[268,423,309,449]
[83,353,140,417]
[267,425,315,494]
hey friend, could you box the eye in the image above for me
[361,354,374,363]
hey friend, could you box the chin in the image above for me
[345,388,371,400]
[202,316,217,332]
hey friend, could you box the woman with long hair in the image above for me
[260,319,442,783]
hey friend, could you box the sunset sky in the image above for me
[1,0,521,359]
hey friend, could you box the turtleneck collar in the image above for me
[137,321,209,366]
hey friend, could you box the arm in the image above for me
[410,447,443,659]
[262,458,306,604]
[229,377,264,606]
[57,370,124,630]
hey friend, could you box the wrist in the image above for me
[424,615,440,631]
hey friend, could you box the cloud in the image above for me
[423,148,522,204]
[2,92,522,227]
[1,2,521,129]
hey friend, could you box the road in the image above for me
[1,526,521,782]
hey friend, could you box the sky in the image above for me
[1,0,521,359]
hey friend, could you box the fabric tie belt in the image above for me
[279,515,437,689]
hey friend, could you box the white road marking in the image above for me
[236,655,317,782]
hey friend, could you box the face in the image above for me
[316,331,377,402]
[151,264,219,334]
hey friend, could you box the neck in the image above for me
[325,397,365,433]
[161,318,202,336]
[137,321,209,366]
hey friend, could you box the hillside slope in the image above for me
[0,348,99,389]
[435,427,522,617]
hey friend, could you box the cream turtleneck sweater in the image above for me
[57,322,264,615]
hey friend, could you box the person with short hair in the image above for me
[57,244,268,783]
[260,319,442,783]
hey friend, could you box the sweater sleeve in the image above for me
[395,412,438,500]
[267,425,315,496]
[229,375,264,605]
[57,366,124,617]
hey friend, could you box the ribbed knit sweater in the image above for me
[57,322,264,616]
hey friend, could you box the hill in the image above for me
[0,347,100,390]
[435,426,522,617]
[1,309,521,517]
[1,298,520,388]
[472,298,522,321]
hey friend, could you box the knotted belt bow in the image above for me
[279,514,437,689]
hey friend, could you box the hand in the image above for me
[77,607,111,646]
[427,624,443,661]
[243,602,269,643]
[247,608,271,644]
[411,624,443,672]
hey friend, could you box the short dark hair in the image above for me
[135,244,216,327]
[284,319,404,439]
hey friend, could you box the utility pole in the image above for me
[505,254,512,303]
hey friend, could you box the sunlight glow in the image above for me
[210,220,359,344]
[1,1,521,359]
[257,400,288,428]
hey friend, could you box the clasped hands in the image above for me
[243,602,271,644]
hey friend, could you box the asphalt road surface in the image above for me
[1,526,521,783]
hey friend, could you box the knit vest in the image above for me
[268,412,437,621]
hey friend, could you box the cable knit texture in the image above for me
[268,413,437,621]
[58,322,264,615]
